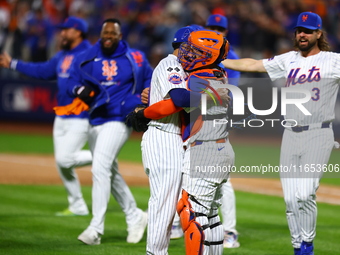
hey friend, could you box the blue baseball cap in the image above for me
[206,14,228,30]
[57,16,88,33]
[173,25,201,43]
[295,12,322,30]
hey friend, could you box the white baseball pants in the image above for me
[53,116,92,214]
[87,121,141,234]
[280,127,334,248]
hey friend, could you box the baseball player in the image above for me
[176,30,232,255]
[0,17,92,216]
[170,15,242,249]
[63,18,152,245]
[138,29,231,255]
[140,25,201,255]
[222,11,339,255]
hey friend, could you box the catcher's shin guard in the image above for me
[177,190,204,255]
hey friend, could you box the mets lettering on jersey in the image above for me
[285,66,321,87]
[263,50,340,125]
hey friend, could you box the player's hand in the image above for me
[75,85,95,105]
[141,87,150,104]
[0,52,12,68]
[125,104,150,132]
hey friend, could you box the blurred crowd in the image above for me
[1,0,340,69]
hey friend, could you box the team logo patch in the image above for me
[168,73,183,84]
[102,60,118,81]
[61,55,74,73]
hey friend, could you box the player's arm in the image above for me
[1,51,59,79]
[169,88,201,107]
[221,58,266,72]
[143,88,201,119]
[143,85,228,119]
[144,99,182,119]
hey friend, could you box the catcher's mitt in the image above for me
[125,105,151,132]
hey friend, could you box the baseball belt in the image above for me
[290,122,331,133]
[190,138,227,147]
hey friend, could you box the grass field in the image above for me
[1,131,340,254]
[1,185,340,255]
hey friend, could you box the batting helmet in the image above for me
[178,30,228,71]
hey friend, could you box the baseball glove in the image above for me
[125,105,151,132]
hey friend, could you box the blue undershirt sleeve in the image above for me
[169,88,201,107]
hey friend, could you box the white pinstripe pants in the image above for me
[87,121,140,234]
[181,139,234,255]
[142,127,184,255]
[280,128,334,248]
[220,180,237,233]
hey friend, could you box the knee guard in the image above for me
[177,190,204,255]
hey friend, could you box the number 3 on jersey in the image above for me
[311,87,320,101]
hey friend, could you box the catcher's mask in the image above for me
[178,30,229,71]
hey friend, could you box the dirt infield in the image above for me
[1,153,340,205]
[1,121,340,205]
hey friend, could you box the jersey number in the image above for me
[311,87,320,101]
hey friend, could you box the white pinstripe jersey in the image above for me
[263,51,340,125]
[148,54,187,134]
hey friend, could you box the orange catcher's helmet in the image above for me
[178,30,228,71]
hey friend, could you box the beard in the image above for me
[60,39,72,50]
[100,40,119,56]
[296,38,317,52]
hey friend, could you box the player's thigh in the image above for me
[184,142,230,181]
[90,121,131,170]
[182,173,224,212]
[280,177,300,202]
[302,128,334,167]
[141,127,183,175]
[280,130,303,179]
[53,117,89,154]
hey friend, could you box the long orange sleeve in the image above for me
[144,99,182,120]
